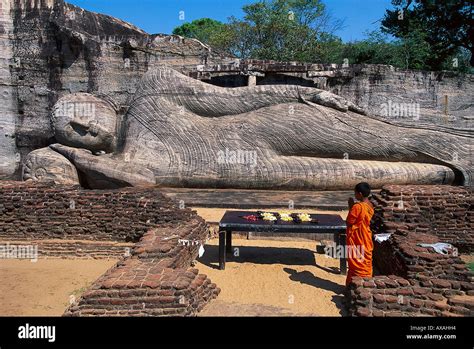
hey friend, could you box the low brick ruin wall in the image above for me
[374,231,471,283]
[348,230,474,317]
[0,181,196,243]
[0,181,219,316]
[347,275,473,317]
[347,185,473,317]
[371,185,473,252]
[65,218,220,316]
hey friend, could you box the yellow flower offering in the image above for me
[261,212,277,221]
[297,213,312,222]
[277,211,292,221]
[280,215,293,222]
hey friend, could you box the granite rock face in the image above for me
[327,65,474,129]
[1,0,232,179]
[191,60,474,129]
[0,0,472,190]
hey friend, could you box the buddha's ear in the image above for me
[108,134,118,153]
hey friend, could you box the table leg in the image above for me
[338,232,347,275]
[219,230,226,270]
[226,230,232,255]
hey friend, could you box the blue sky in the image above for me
[67,0,394,42]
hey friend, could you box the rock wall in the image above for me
[371,185,473,252]
[327,64,474,129]
[192,60,474,130]
[1,0,233,179]
[0,0,20,179]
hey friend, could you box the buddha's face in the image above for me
[52,94,117,153]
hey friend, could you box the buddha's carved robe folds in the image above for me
[25,66,472,190]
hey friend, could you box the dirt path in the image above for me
[0,238,346,317]
[0,208,349,317]
[197,238,347,316]
[0,259,117,316]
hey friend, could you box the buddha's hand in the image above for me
[49,144,155,186]
[298,87,366,115]
[49,143,93,163]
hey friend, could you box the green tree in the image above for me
[171,0,471,72]
[225,17,256,58]
[226,0,343,62]
[171,1,342,61]
[172,18,233,52]
[392,29,432,70]
[316,33,345,64]
[340,31,398,66]
[381,0,473,70]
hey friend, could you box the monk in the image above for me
[346,182,375,286]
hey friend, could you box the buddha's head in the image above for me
[51,93,118,153]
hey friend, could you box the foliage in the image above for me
[381,0,473,70]
[172,18,233,52]
[172,0,473,72]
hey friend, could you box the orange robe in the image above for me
[346,201,374,286]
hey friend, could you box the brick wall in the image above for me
[0,181,199,243]
[374,231,471,284]
[1,239,133,259]
[347,185,473,317]
[371,185,473,252]
[0,181,219,316]
[348,230,474,317]
[65,217,220,316]
[347,275,473,317]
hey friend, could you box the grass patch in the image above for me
[64,284,91,307]
[468,262,474,273]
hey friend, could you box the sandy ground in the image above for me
[0,208,349,317]
[193,208,348,315]
[1,206,470,317]
[197,238,347,316]
[0,239,346,317]
[0,259,117,316]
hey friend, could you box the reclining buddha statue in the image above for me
[23,65,472,190]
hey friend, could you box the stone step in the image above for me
[160,188,361,210]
